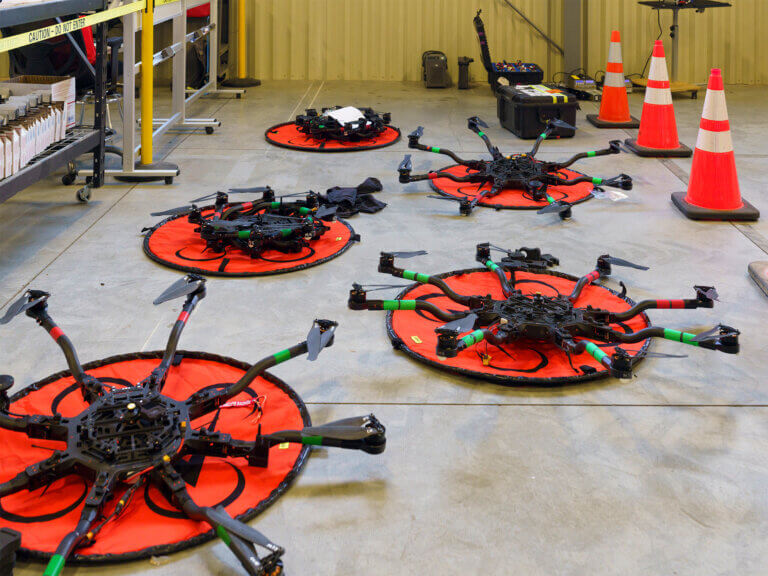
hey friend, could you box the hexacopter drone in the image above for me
[348,244,739,384]
[0,276,385,575]
[144,186,360,276]
[397,117,633,219]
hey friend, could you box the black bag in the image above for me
[321,178,386,218]
[422,51,451,88]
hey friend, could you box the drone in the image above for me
[295,106,392,142]
[397,117,633,219]
[0,276,386,576]
[348,244,739,380]
[151,187,339,259]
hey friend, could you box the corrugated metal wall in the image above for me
[241,0,767,85]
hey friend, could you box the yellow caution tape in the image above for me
[0,1,146,53]
[155,0,180,6]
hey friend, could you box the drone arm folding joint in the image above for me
[482,259,514,296]
[568,270,602,302]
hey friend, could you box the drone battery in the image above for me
[496,84,578,139]
[0,528,20,576]
[422,51,451,88]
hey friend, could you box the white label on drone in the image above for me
[325,106,365,125]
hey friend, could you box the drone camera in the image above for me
[435,329,459,358]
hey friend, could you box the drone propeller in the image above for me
[151,204,197,217]
[384,250,428,259]
[207,506,281,552]
[438,313,478,334]
[600,255,649,271]
[644,351,688,359]
[547,118,577,131]
[398,155,412,172]
[537,201,572,216]
[227,186,272,195]
[408,126,424,139]
[352,283,410,292]
[306,319,338,361]
[695,286,720,302]
[154,275,206,305]
[691,324,730,343]
[302,415,381,441]
[0,291,48,325]
[467,116,489,130]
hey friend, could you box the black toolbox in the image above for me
[496,84,579,139]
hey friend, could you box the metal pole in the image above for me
[141,0,154,165]
[221,0,260,87]
[670,8,679,82]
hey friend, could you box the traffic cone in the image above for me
[587,31,639,129]
[671,69,759,221]
[749,262,768,297]
[624,40,691,157]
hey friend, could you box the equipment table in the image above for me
[634,0,731,98]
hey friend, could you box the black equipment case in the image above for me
[473,10,543,91]
[422,51,451,88]
[496,84,579,139]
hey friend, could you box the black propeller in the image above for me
[384,250,428,259]
[599,255,649,271]
[306,319,338,361]
[398,155,412,172]
[468,116,489,130]
[0,291,49,325]
[438,313,478,334]
[691,324,731,343]
[352,283,410,293]
[644,351,688,359]
[154,275,206,305]
[151,204,198,217]
[314,205,338,220]
[695,286,720,302]
[302,415,382,441]
[537,201,572,219]
[227,186,272,194]
[547,118,577,131]
[408,126,424,139]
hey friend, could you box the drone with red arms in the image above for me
[348,245,739,379]
[0,276,385,576]
[397,117,632,219]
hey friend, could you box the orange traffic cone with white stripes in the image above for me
[625,40,691,157]
[671,68,759,221]
[587,30,639,129]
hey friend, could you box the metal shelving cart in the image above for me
[0,0,132,203]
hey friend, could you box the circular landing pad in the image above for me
[264,122,401,152]
[0,351,309,562]
[144,207,358,277]
[386,268,651,385]
[430,165,595,210]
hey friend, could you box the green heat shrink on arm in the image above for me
[382,300,417,311]
[402,270,431,283]
[663,328,699,346]
[583,341,608,362]
[461,330,485,347]
[43,555,66,576]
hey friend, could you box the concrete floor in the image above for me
[2,81,768,575]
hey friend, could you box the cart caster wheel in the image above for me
[205,126,215,135]
[85,176,93,184]
[164,176,174,185]
[76,186,92,203]
[62,172,77,186]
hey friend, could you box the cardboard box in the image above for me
[0,76,76,130]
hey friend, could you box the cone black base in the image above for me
[115,161,181,183]
[586,114,640,129]
[221,77,261,88]
[624,138,692,158]
[671,192,760,221]
[748,262,768,297]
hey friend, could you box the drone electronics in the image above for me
[348,245,739,385]
[0,277,386,576]
[265,106,401,152]
[398,117,632,219]
[473,10,544,91]
[143,186,360,276]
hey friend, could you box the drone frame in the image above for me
[295,106,392,142]
[398,117,633,219]
[0,277,385,576]
[348,245,739,381]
